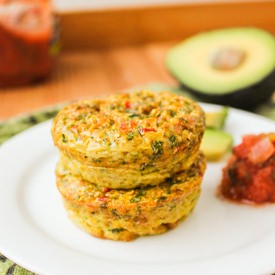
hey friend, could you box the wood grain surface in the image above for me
[60,1,275,50]
[0,42,177,119]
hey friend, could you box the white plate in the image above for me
[0,103,275,275]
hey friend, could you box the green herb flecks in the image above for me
[169,135,178,147]
[128,113,140,118]
[130,197,141,203]
[169,110,176,117]
[180,117,188,124]
[157,196,167,202]
[111,209,120,218]
[130,189,146,203]
[62,134,67,143]
[127,131,135,140]
[109,228,124,233]
[92,158,102,163]
[140,162,149,171]
[151,140,164,155]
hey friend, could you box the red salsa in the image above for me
[0,0,59,87]
[220,133,275,204]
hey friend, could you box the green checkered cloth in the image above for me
[0,83,274,274]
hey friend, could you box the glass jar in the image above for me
[0,0,60,87]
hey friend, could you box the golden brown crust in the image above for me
[51,91,205,171]
[56,149,200,189]
[56,153,206,241]
[52,90,207,241]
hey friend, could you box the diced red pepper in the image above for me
[120,120,137,131]
[98,196,107,202]
[125,101,131,109]
[139,127,156,135]
[120,122,128,131]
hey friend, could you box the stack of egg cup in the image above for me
[52,90,206,241]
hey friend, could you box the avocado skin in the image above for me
[180,70,275,110]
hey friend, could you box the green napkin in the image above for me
[0,255,34,275]
[0,82,274,274]
[0,104,65,145]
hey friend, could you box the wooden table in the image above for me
[0,42,176,119]
[0,1,274,119]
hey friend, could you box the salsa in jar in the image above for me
[0,0,59,87]
[220,133,275,204]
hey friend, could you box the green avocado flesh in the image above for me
[200,128,233,161]
[205,107,228,129]
[166,28,275,94]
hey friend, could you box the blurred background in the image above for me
[54,0,244,10]
[0,0,274,119]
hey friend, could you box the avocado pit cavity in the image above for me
[211,47,246,71]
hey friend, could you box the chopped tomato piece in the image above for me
[233,134,261,159]
[125,101,131,109]
[220,133,275,205]
[248,137,274,164]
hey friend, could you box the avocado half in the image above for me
[166,28,275,110]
